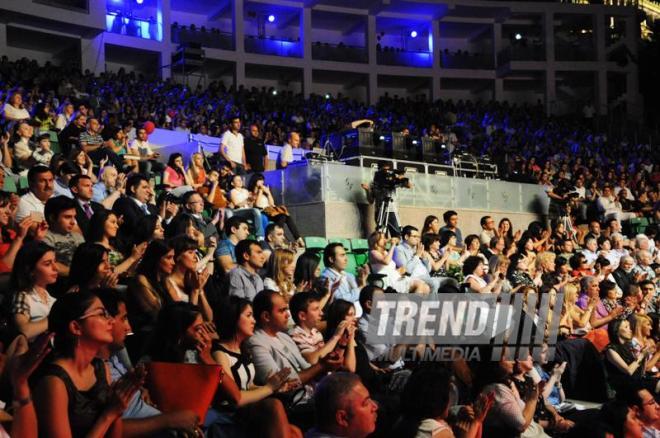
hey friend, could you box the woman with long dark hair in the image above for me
[85,209,147,276]
[163,152,194,192]
[34,292,142,437]
[10,241,58,340]
[68,242,117,292]
[247,173,303,247]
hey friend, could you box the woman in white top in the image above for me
[228,174,264,239]
[165,235,213,322]
[10,241,58,340]
[368,231,430,294]
[247,173,304,246]
[264,248,297,301]
[55,102,75,130]
[3,91,30,121]
[463,255,503,294]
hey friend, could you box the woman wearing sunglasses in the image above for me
[33,292,142,438]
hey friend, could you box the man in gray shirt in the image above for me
[227,239,266,301]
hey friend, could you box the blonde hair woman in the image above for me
[264,248,297,301]
[186,152,206,189]
[559,283,594,336]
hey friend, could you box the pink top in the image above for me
[164,166,185,187]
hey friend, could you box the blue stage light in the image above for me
[268,14,275,23]
[136,0,144,4]
[410,30,418,38]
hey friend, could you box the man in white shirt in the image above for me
[278,131,300,169]
[129,127,161,176]
[218,116,246,175]
[16,166,54,222]
[479,215,496,245]
[597,185,638,222]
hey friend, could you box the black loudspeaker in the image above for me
[172,43,204,71]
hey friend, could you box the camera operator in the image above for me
[360,162,411,238]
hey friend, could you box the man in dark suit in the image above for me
[113,174,158,241]
[178,190,219,241]
[70,174,105,237]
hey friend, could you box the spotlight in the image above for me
[267,14,275,23]
[410,30,418,38]
[324,93,330,99]
[379,135,385,141]
[272,90,278,96]
[514,33,522,41]
[136,0,144,4]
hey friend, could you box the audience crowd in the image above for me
[0,56,658,438]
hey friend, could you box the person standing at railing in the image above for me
[219,116,247,175]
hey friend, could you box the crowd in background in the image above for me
[0,56,658,437]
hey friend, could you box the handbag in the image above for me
[263,205,289,217]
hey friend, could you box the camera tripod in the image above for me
[375,193,395,235]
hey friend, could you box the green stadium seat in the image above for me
[327,237,351,250]
[350,238,369,266]
[48,131,61,154]
[18,175,28,191]
[304,236,327,251]
[345,253,358,277]
[2,176,17,193]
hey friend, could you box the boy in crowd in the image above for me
[42,195,85,277]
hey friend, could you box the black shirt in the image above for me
[244,136,267,172]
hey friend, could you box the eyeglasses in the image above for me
[78,308,113,321]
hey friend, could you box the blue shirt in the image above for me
[92,182,110,204]
[321,267,362,317]
[215,239,236,263]
[108,353,160,419]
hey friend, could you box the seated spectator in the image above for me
[604,319,659,395]
[393,365,490,438]
[129,127,161,176]
[483,235,507,260]
[463,255,503,294]
[86,210,146,276]
[9,121,35,170]
[58,113,86,156]
[459,234,488,267]
[619,384,660,437]
[186,152,206,190]
[290,292,340,365]
[597,185,638,223]
[421,215,441,235]
[322,242,369,315]
[246,290,341,394]
[113,174,157,241]
[422,232,455,277]
[439,210,463,247]
[52,161,78,199]
[198,168,228,211]
[32,133,54,167]
[261,223,286,274]
[228,174,265,240]
[207,296,300,438]
[68,242,117,292]
[264,248,296,300]
[126,239,174,350]
[307,375,379,438]
[15,165,54,223]
[69,148,97,183]
[592,280,629,330]
[165,235,212,321]
[227,239,265,301]
[0,190,42,273]
[163,153,194,196]
[507,253,539,289]
[634,250,656,282]
[93,288,199,436]
[78,118,108,165]
[479,215,497,245]
[630,314,660,374]
[178,190,219,241]
[92,165,126,209]
[33,291,142,437]
[248,173,303,247]
[42,195,85,278]
[582,236,599,266]
[70,174,104,236]
[475,347,549,437]
[10,241,57,340]
[369,231,429,294]
[394,226,445,294]
[533,345,568,410]
[3,90,30,121]
[559,283,595,336]
[216,216,249,274]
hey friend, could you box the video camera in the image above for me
[373,168,410,191]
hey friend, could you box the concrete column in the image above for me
[368,72,378,106]
[301,7,312,60]
[159,0,172,79]
[367,14,378,105]
[594,11,605,63]
[303,67,312,99]
[431,19,441,101]
[494,78,503,101]
[0,24,7,56]
[596,70,607,116]
[492,22,502,69]
[545,69,556,116]
[80,34,105,75]
[624,14,641,119]
[544,11,554,63]
[233,0,244,53]
[235,61,245,89]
